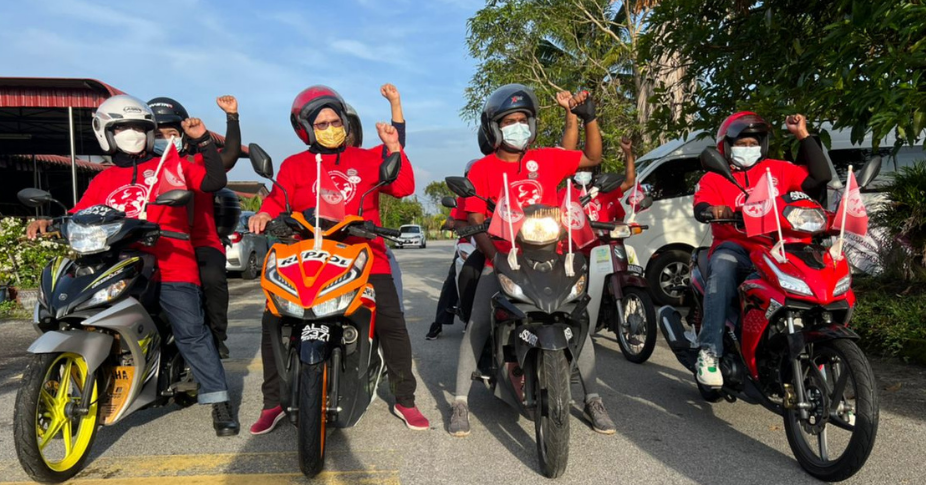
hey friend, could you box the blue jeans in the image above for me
[160,282,229,404]
[699,242,754,356]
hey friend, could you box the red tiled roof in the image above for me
[0,78,124,109]
[8,154,105,172]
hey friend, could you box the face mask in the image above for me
[153,137,183,155]
[573,171,593,186]
[731,145,762,168]
[314,126,347,149]
[113,129,147,154]
[500,122,531,151]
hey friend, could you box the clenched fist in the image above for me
[181,118,207,139]
[376,122,401,153]
[786,114,810,140]
[380,84,401,104]
[216,95,238,114]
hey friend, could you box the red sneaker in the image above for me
[249,405,285,435]
[393,404,430,430]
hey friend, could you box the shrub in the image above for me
[851,277,926,357]
[0,217,69,289]
[871,160,926,281]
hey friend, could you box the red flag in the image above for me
[742,171,778,237]
[560,186,596,248]
[316,168,346,222]
[626,182,649,214]
[154,143,189,196]
[488,190,525,241]
[833,171,868,236]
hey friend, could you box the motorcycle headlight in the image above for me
[271,293,307,319]
[763,255,813,296]
[784,207,826,233]
[67,221,123,254]
[313,289,358,317]
[609,224,632,239]
[82,279,128,308]
[265,252,299,297]
[498,273,527,301]
[834,275,851,296]
[519,217,560,245]
[566,274,587,302]
[319,249,368,297]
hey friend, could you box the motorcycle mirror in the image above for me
[441,196,457,209]
[152,190,193,207]
[700,147,747,194]
[856,156,882,189]
[638,195,654,210]
[380,152,402,184]
[17,188,54,208]
[248,143,274,179]
[446,176,477,198]
[594,173,623,193]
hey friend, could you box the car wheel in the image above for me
[242,252,260,280]
[646,249,690,307]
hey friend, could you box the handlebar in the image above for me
[372,225,401,238]
[590,221,616,231]
[457,221,489,238]
[700,210,744,224]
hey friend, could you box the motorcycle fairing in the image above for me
[752,244,852,305]
[38,255,143,320]
[494,250,587,314]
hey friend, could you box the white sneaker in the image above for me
[696,349,723,388]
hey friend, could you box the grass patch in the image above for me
[851,276,926,358]
[0,299,29,321]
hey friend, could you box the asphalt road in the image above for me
[1,239,924,484]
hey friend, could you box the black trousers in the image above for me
[196,246,229,343]
[457,250,485,323]
[260,274,418,409]
[432,258,458,326]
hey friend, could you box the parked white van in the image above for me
[620,125,925,306]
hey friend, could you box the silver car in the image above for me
[394,224,426,249]
[226,211,270,279]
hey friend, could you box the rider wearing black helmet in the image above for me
[449,83,616,437]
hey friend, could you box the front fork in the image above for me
[785,311,812,420]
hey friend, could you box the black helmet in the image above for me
[344,103,363,147]
[480,83,539,151]
[477,125,493,155]
[147,97,189,127]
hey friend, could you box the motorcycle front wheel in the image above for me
[14,352,100,483]
[615,287,657,364]
[783,339,879,482]
[297,361,329,478]
[533,349,571,478]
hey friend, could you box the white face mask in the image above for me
[113,129,147,154]
[573,171,593,186]
[731,145,762,168]
[153,137,183,155]
[500,122,531,151]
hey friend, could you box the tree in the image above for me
[239,196,263,212]
[643,0,926,153]
[378,194,424,230]
[424,180,456,216]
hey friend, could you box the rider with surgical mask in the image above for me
[691,112,831,388]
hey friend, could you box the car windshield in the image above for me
[400,226,420,234]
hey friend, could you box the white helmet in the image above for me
[92,95,157,154]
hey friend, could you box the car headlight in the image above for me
[763,255,813,296]
[519,217,560,245]
[784,207,826,233]
[67,221,123,254]
[566,274,587,302]
[265,252,299,297]
[834,275,851,296]
[313,289,358,317]
[498,273,527,301]
[271,293,307,319]
[82,279,128,308]
[609,224,632,238]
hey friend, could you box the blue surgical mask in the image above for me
[573,171,593,186]
[500,122,532,151]
[731,145,762,168]
[153,137,183,155]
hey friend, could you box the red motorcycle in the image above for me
[657,148,880,482]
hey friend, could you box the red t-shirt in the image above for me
[450,197,468,221]
[556,184,625,223]
[71,155,207,285]
[464,148,582,255]
[189,153,227,254]
[693,158,809,254]
[259,147,414,275]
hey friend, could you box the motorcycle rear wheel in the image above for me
[297,361,328,478]
[783,339,878,482]
[615,287,657,364]
[533,349,571,478]
[14,352,100,483]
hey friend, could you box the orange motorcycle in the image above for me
[248,145,403,477]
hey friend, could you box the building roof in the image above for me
[227,181,268,197]
[4,154,105,172]
[0,77,125,109]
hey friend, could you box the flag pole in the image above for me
[503,173,520,270]
[565,186,576,277]
[139,135,176,221]
[831,165,852,261]
[627,181,639,223]
[315,153,324,250]
[767,167,786,263]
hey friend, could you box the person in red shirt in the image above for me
[148,95,242,359]
[450,83,620,437]
[27,95,239,436]
[247,85,430,433]
[691,112,831,388]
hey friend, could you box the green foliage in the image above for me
[378,194,424,231]
[0,217,69,289]
[872,160,926,278]
[644,0,926,154]
[424,181,455,217]
[852,277,926,357]
[240,195,263,213]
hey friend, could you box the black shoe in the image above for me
[212,401,240,437]
[217,341,230,360]
[425,322,442,340]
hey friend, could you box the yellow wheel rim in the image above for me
[35,353,98,472]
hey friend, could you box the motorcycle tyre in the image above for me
[534,349,570,479]
[297,361,328,478]
[615,287,657,364]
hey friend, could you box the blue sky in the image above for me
[0,0,484,208]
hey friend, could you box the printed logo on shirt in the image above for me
[143,169,155,179]
[105,184,148,218]
[510,179,543,207]
[313,170,358,203]
[525,160,539,172]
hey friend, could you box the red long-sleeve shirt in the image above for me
[259,147,414,275]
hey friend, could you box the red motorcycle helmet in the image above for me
[290,85,350,145]
[715,111,770,163]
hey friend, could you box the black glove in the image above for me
[571,95,597,124]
